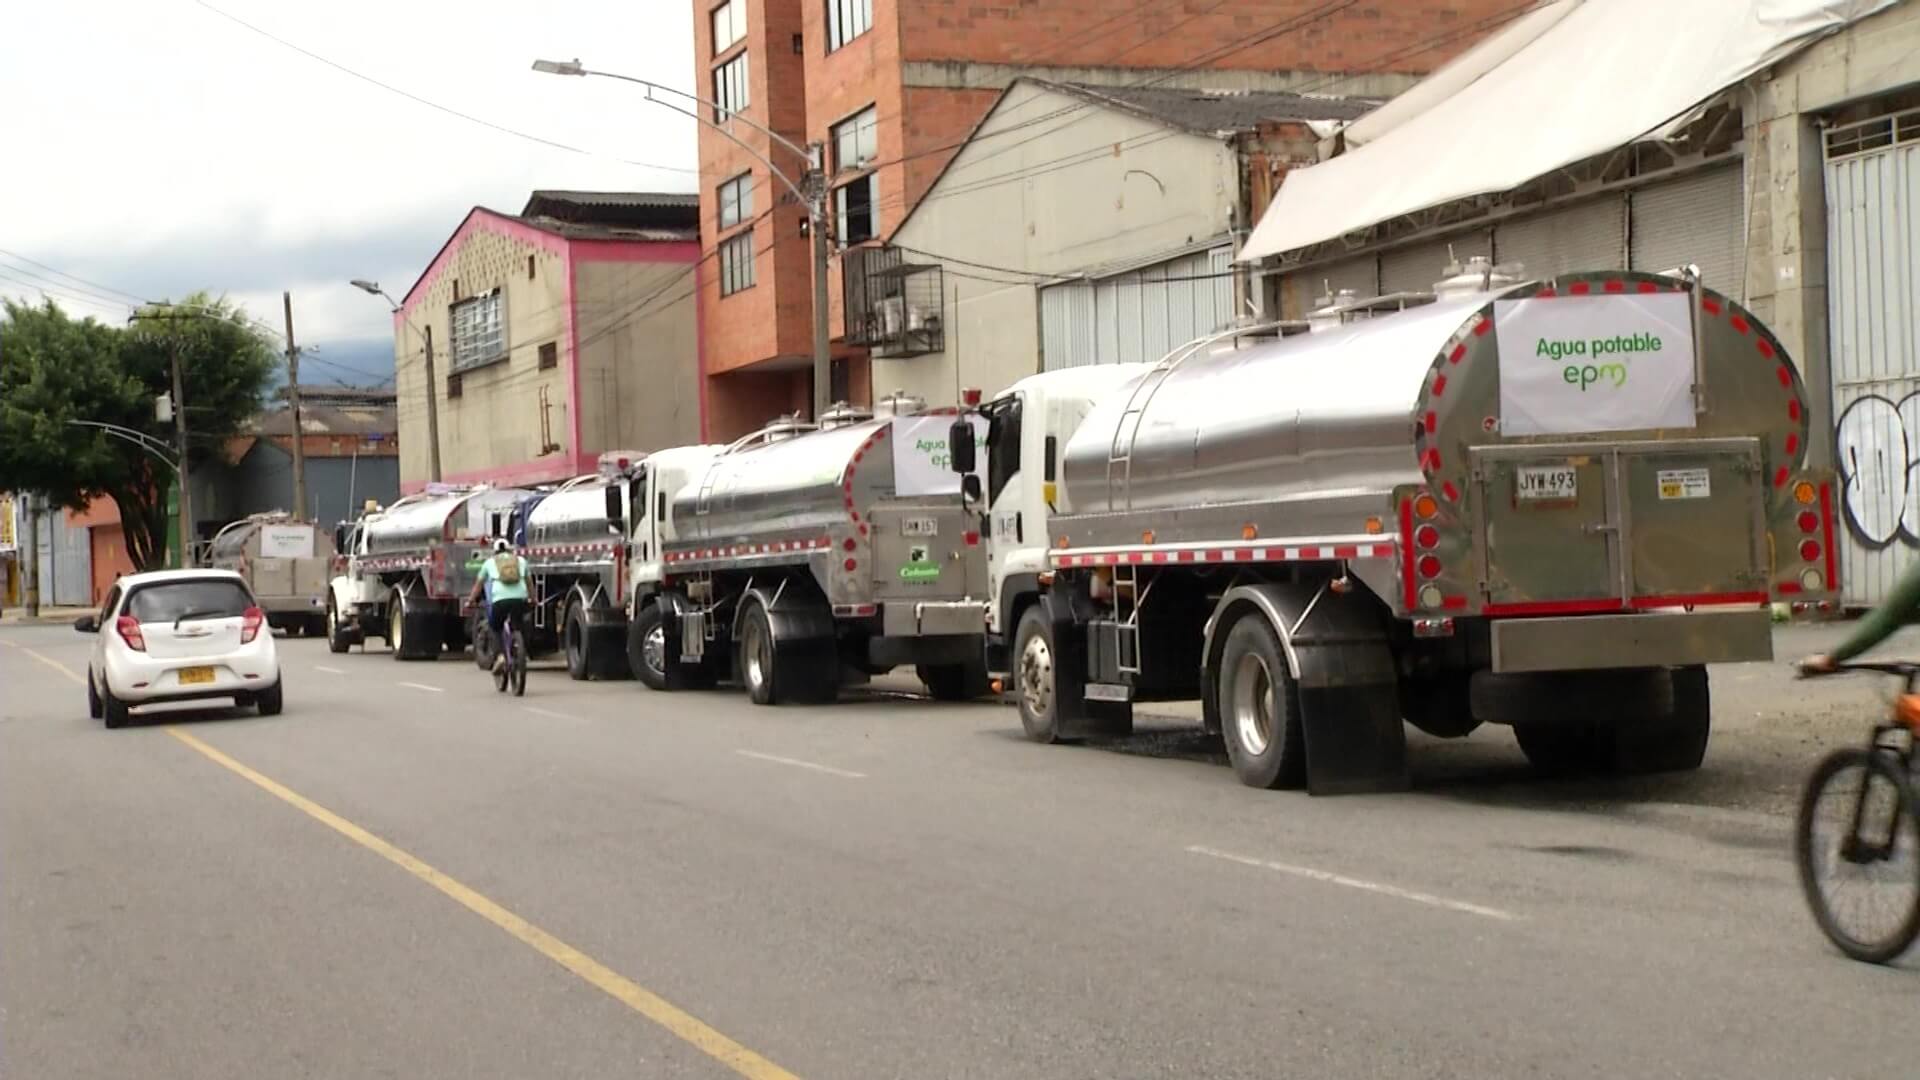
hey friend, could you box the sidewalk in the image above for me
[2,604,96,627]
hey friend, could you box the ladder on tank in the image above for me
[1100,321,1288,676]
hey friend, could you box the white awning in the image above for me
[1240,0,1898,263]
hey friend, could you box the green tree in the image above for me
[0,294,277,570]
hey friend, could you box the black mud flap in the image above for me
[1046,591,1132,739]
[1207,583,1409,795]
[656,593,711,688]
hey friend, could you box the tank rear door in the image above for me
[868,504,985,601]
[1618,438,1767,602]
[1472,447,1620,610]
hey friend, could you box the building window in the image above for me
[832,106,877,172]
[538,342,558,370]
[712,53,749,121]
[720,232,756,296]
[447,372,463,399]
[448,290,506,372]
[711,0,747,53]
[527,254,536,280]
[826,0,872,51]
[835,175,877,244]
[718,172,754,229]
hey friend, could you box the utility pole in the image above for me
[423,324,443,483]
[23,494,39,617]
[283,292,308,521]
[170,335,193,567]
[807,143,832,419]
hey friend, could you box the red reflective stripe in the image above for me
[1484,598,1623,617]
[1570,281,1592,295]
[1776,581,1803,595]
[1448,344,1467,364]
[1628,592,1767,610]
[1822,482,1838,591]
[1333,545,1358,558]
[1441,595,1470,611]
[1399,497,1417,612]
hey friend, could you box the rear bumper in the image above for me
[1489,609,1773,673]
[881,600,988,638]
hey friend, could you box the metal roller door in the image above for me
[1628,164,1746,298]
[1380,229,1492,295]
[1040,282,1096,370]
[1494,196,1626,280]
[1824,107,1920,605]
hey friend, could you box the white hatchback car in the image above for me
[77,569,283,728]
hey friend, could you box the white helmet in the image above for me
[493,538,511,553]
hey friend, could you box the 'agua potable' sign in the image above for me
[1493,292,1697,436]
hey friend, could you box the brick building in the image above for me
[692,0,1522,437]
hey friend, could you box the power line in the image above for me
[191,0,698,176]
[0,247,148,305]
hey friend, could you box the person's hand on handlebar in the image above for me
[1799,654,1837,677]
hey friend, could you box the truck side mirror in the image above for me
[961,474,982,504]
[333,525,346,552]
[604,484,624,531]
[949,417,976,474]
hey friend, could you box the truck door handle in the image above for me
[1015,512,1024,544]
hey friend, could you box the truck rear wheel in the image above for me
[1012,606,1065,743]
[1512,723,1607,776]
[1400,672,1479,739]
[325,600,357,654]
[919,657,990,701]
[629,604,668,690]
[736,599,835,705]
[1216,614,1307,790]
[739,602,779,705]
[389,589,440,661]
[1612,666,1711,774]
[564,599,591,680]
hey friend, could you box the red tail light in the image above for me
[963,531,980,546]
[115,615,146,652]
[241,607,265,644]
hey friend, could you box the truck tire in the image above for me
[389,589,440,661]
[738,601,780,705]
[735,600,836,705]
[1611,666,1711,774]
[1512,722,1607,776]
[1472,668,1670,727]
[1216,614,1307,790]
[1400,672,1480,739]
[325,600,356,654]
[1012,606,1071,743]
[919,657,991,701]
[305,613,327,638]
[629,604,668,690]
[564,599,591,680]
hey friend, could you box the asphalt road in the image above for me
[3,620,1914,1079]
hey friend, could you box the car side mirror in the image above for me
[948,417,976,475]
[961,474,982,504]
[74,615,98,634]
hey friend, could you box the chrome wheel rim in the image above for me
[390,601,403,651]
[745,620,769,691]
[643,623,667,679]
[1230,652,1275,757]
[1019,633,1053,719]
[327,605,337,637]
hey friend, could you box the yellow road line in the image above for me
[165,727,801,1080]
[10,644,86,685]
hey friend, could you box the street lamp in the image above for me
[533,57,834,420]
[352,279,441,483]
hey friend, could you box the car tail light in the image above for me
[116,615,146,652]
[241,607,265,644]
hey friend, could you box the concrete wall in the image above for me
[575,258,705,453]
[1743,0,1920,470]
[882,81,1238,403]
[396,215,571,488]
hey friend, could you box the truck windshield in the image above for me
[985,396,1022,506]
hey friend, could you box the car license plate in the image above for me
[1515,465,1577,503]
[901,517,938,537]
[177,667,215,686]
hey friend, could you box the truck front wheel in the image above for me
[1216,614,1307,789]
[1013,606,1065,743]
[564,599,591,680]
[325,600,356,654]
[629,604,668,691]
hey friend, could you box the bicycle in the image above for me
[492,607,528,697]
[1795,660,1920,963]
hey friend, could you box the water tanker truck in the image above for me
[325,486,529,659]
[206,511,335,637]
[643,397,990,704]
[953,262,1837,793]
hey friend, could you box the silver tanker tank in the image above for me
[526,476,624,546]
[674,409,903,545]
[362,488,525,553]
[1058,268,1812,552]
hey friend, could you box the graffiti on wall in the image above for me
[1835,393,1920,549]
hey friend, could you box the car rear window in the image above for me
[126,580,255,623]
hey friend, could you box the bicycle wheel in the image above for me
[511,639,527,697]
[493,632,510,694]
[1796,746,1920,963]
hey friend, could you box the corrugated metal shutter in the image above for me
[1494,195,1626,280]
[1044,247,1235,369]
[1114,276,1144,366]
[1210,246,1234,326]
[1380,229,1492,295]
[1628,164,1746,298]
[1041,281,1099,370]
[1094,280,1120,366]
[1826,121,1920,605]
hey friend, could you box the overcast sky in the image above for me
[0,0,698,383]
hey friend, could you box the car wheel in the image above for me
[87,672,103,719]
[102,684,131,730]
[256,679,284,717]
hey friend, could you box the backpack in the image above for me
[493,551,522,585]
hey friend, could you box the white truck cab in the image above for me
[974,365,1151,676]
